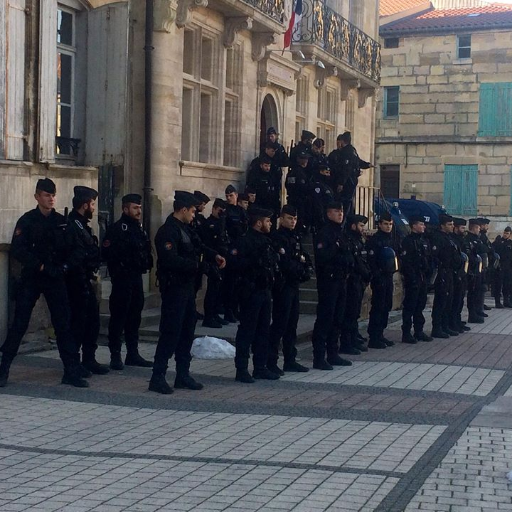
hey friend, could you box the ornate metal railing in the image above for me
[241,0,286,23]
[56,136,81,157]
[292,0,381,82]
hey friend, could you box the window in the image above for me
[457,34,471,59]
[444,164,478,215]
[345,92,355,132]
[295,76,308,143]
[478,82,512,137]
[380,165,400,198]
[223,44,242,167]
[384,38,399,49]
[384,86,399,118]
[317,87,336,152]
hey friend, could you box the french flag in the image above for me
[284,0,302,49]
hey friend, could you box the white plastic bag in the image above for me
[191,336,235,359]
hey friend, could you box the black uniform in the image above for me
[285,164,309,232]
[309,173,335,233]
[450,232,470,331]
[430,230,462,334]
[65,210,101,364]
[153,215,217,379]
[290,141,312,167]
[232,228,279,373]
[246,164,281,215]
[400,232,431,337]
[312,220,354,364]
[479,231,493,312]
[492,235,512,306]
[466,232,485,319]
[260,140,290,169]
[367,230,399,344]
[268,227,312,369]
[102,213,153,359]
[0,208,79,371]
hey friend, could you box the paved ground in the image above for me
[2,299,512,511]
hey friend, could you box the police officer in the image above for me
[312,201,353,369]
[247,154,281,217]
[339,214,371,354]
[66,186,109,376]
[309,138,329,176]
[191,191,210,233]
[430,214,462,338]
[0,178,85,388]
[329,132,372,217]
[261,127,290,169]
[466,219,486,323]
[237,193,250,211]
[267,205,312,375]
[290,129,315,166]
[400,216,433,344]
[478,218,493,314]
[200,198,230,329]
[150,191,226,394]
[492,226,512,308]
[286,151,311,233]
[309,164,334,233]
[232,208,280,383]
[367,212,400,349]
[102,193,154,370]
[450,218,471,333]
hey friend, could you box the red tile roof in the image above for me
[380,0,430,17]
[381,3,512,34]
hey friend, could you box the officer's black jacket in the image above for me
[466,232,486,275]
[231,228,278,290]
[290,141,312,166]
[260,140,290,168]
[309,152,329,175]
[285,164,309,201]
[10,207,69,279]
[271,227,312,286]
[400,232,430,280]
[155,215,217,286]
[200,215,230,257]
[246,167,280,212]
[225,204,247,241]
[366,230,400,276]
[191,213,207,236]
[452,232,471,277]
[66,210,101,284]
[314,220,354,279]
[493,236,512,266]
[329,144,370,199]
[430,230,462,271]
[308,174,334,228]
[102,213,153,277]
[346,229,371,282]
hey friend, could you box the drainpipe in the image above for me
[143,0,154,236]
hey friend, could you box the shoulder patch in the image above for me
[74,219,84,230]
[164,242,173,251]
[279,248,286,255]
[102,239,111,248]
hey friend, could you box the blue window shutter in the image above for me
[444,165,478,215]
[479,82,512,137]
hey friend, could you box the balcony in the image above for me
[240,0,285,24]
[292,0,381,85]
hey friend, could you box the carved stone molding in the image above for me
[358,87,376,108]
[313,65,338,90]
[251,32,277,62]
[176,0,208,29]
[224,16,253,48]
[340,79,360,101]
[154,0,177,33]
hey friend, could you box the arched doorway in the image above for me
[260,94,279,148]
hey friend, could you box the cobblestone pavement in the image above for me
[2,302,512,511]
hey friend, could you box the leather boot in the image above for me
[0,359,11,387]
[235,369,255,383]
[110,353,124,370]
[174,373,204,390]
[402,332,417,344]
[495,298,504,309]
[148,373,173,394]
[125,352,153,368]
[61,367,89,388]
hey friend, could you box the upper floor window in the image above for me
[317,87,336,152]
[384,38,399,49]
[384,86,399,118]
[295,76,308,143]
[457,34,471,59]
[345,92,355,132]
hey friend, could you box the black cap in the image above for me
[325,200,343,210]
[248,207,273,219]
[213,198,227,209]
[267,127,277,135]
[477,217,490,225]
[35,178,56,194]
[73,186,98,202]
[238,193,249,202]
[469,218,480,226]
[244,185,256,195]
[438,214,454,225]
[281,205,297,217]
[302,130,316,140]
[297,150,311,160]
[339,131,351,143]
[347,213,368,225]
[505,226,512,233]
[174,191,201,209]
[264,141,278,150]
[379,212,393,222]
[225,185,237,195]
[453,217,467,227]
[408,215,425,225]
[122,193,142,205]
[194,191,210,204]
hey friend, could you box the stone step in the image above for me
[299,288,318,302]
[299,301,318,315]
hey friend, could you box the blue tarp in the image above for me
[387,198,447,226]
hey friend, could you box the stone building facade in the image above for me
[376,2,512,224]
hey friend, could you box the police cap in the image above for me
[122,193,142,205]
[477,217,490,225]
[244,185,256,195]
[74,186,98,202]
[347,213,368,226]
[237,193,249,202]
[438,214,454,225]
[379,211,392,222]
[213,198,227,209]
[505,226,512,233]
[453,217,467,227]
[301,130,316,140]
[225,184,237,195]
[174,190,201,209]
[313,138,325,148]
[297,150,311,160]
[325,200,343,211]
[281,205,297,217]
[35,178,56,194]
[338,131,351,144]
[469,218,480,227]
[267,127,278,135]
[248,207,273,219]
[194,191,210,204]
[408,215,425,226]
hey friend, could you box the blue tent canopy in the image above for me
[386,198,447,226]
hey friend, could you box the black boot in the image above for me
[313,359,333,370]
[235,369,255,383]
[253,367,280,380]
[368,338,387,349]
[83,359,110,375]
[202,317,223,328]
[431,329,450,339]
[504,300,512,308]
[495,298,504,309]
[61,367,89,388]
[468,315,485,324]
[174,373,204,390]
[283,361,309,372]
[125,352,153,368]
[110,353,124,370]
[326,354,352,366]
[0,360,11,387]
[402,332,417,344]
[414,331,433,342]
[224,310,238,323]
[214,314,229,326]
[78,364,93,378]
[484,304,492,311]
[267,363,285,376]
[445,328,460,337]
[339,345,361,355]
[148,373,173,394]
[381,336,395,347]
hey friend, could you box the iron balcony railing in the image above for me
[292,0,381,83]
[241,0,286,23]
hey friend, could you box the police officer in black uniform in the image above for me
[466,219,486,323]
[339,214,371,354]
[478,218,493,314]
[200,198,230,328]
[267,205,312,375]
[290,129,315,166]
[286,151,311,233]
[309,138,329,177]
[312,201,353,369]
[400,216,433,344]
[450,218,471,333]
[65,186,109,376]
[367,212,399,349]
[492,226,512,308]
[0,178,85,388]
[232,208,280,383]
[150,191,226,394]
[247,154,281,217]
[430,214,462,338]
[309,164,335,233]
[261,127,290,170]
[102,193,154,370]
